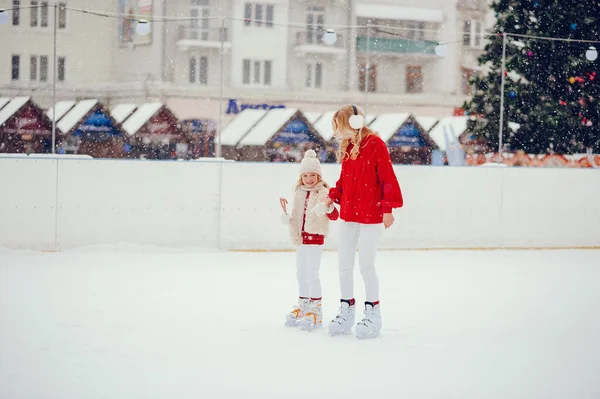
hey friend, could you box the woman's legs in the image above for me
[337,221,361,300]
[357,223,384,302]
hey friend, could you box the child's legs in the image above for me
[304,245,324,298]
[296,246,310,298]
[338,221,361,300]
[358,223,384,302]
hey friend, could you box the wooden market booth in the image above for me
[48,99,125,158]
[370,113,437,164]
[120,103,185,160]
[236,108,326,162]
[0,97,52,154]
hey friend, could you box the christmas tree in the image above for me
[464,0,600,155]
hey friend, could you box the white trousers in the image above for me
[296,245,324,298]
[338,221,384,302]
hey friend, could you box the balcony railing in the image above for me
[295,31,344,48]
[177,25,229,42]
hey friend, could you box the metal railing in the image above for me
[177,25,229,42]
[295,30,344,48]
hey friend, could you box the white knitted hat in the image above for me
[299,149,322,176]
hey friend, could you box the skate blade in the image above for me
[356,331,379,340]
[285,320,301,327]
[328,329,352,336]
[301,323,323,332]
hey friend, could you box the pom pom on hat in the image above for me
[300,149,322,176]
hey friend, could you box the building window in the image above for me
[58,3,66,29]
[264,60,272,85]
[40,55,48,81]
[30,56,37,80]
[199,56,208,84]
[359,64,377,92]
[11,55,20,80]
[244,3,252,25]
[189,56,208,84]
[190,0,210,40]
[306,62,323,88]
[30,0,38,27]
[58,56,66,81]
[266,5,273,28]
[243,59,272,86]
[255,4,263,27]
[464,20,483,48]
[253,61,261,83]
[474,21,482,47]
[244,4,273,27]
[406,66,423,93]
[12,0,20,25]
[306,6,324,44]
[243,59,250,84]
[189,57,197,83]
[461,67,474,95]
[41,1,48,27]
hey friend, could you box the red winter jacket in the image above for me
[328,134,403,224]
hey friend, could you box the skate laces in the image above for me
[358,306,375,325]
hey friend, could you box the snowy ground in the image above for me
[1,247,599,399]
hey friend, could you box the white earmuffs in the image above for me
[348,104,364,130]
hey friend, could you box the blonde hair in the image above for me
[294,174,329,190]
[332,105,376,162]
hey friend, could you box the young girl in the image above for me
[280,149,339,331]
[324,104,403,339]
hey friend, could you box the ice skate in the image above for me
[285,298,310,327]
[300,300,322,331]
[328,301,355,336]
[355,303,381,339]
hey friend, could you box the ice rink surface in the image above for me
[1,246,599,399]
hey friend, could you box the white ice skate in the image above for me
[300,300,322,331]
[328,302,355,336]
[355,303,381,339]
[285,298,311,327]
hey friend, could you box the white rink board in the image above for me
[56,160,221,250]
[1,159,599,250]
[0,158,57,251]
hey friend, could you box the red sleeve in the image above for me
[327,205,339,221]
[328,172,343,204]
[375,139,403,213]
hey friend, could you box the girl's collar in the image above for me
[299,182,324,192]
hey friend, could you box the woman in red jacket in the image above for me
[324,104,403,339]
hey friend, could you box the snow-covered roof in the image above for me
[414,116,438,132]
[239,108,299,146]
[428,116,468,151]
[46,100,76,122]
[356,4,443,22]
[369,113,411,142]
[0,97,30,126]
[0,97,11,111]
[304,112,322,124]
[313,111,336,141]
[57,99,98,134]
[122,102,163,136]
[221,109,268,146]
[111,104,138,124]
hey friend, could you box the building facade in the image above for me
[0,0,492,124]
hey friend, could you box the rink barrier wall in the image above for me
[1,157,599,251]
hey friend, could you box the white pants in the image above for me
[338,221,384,302]
[296,245,324,298]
